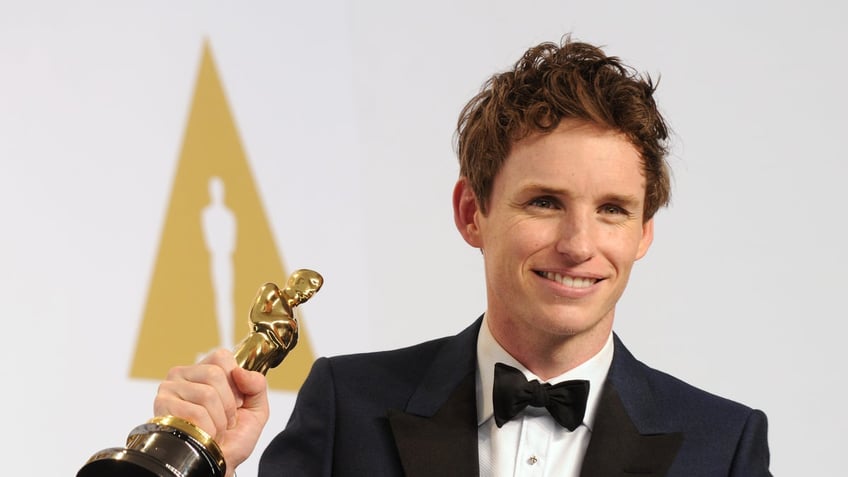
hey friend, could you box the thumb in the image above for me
[231,367,269,412]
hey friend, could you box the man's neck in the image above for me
[486,317,613,381]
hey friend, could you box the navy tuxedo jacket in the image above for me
[258,319,771,476]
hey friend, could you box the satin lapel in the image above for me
[580,336,683,477]
[387,318,482,477]
[580,383,682,476]
[388,372,478,477]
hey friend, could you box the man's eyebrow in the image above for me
[601,193,642,206]
[519,183,570,196]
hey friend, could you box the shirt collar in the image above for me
[475,314,614,430]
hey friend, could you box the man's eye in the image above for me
[600,204,628,215]
[529,197,557,209]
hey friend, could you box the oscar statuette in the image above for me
[77,269,323,477]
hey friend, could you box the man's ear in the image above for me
[453,177,484,248]
[635,217,654,260]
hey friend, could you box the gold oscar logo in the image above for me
[130,42,315,391]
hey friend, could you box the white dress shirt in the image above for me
[476,316,614,477]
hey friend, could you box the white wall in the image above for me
[1,1,844,474]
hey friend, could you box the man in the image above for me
[155,38,772,476]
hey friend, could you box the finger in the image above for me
[199,348,238,370]
[199,350,244,409]
[155,377,231,434]
[158,363,238,430]
[153,392,220,438]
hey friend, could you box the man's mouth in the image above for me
[537,271,599,288]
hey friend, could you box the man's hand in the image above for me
[154,349,270,477]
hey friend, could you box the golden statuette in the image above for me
[77,269,323,477]
[235,269,323,374]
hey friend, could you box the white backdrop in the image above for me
[1,1,845,475]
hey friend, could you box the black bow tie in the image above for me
[492,362,590,431]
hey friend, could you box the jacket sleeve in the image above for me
[258,357,336,476]
[729,409,772,477]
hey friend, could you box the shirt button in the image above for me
[528,455,538,465]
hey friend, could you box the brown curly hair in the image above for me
[456,37,671,220]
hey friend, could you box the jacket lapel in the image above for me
[388,372,478,477]
[580,335,683,476]
[387,318,482,477]
[386,325,684,477]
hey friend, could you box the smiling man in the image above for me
[155,38,772,476]
[454,120,654,380]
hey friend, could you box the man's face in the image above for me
[454,120,654,352]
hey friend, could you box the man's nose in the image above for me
[554,212,594,264]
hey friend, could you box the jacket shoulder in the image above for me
[610,337,771,474]
[613,336,754,413]
[323,335,455,387]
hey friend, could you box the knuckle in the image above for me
[152,395,180,417]
[205,348,236,368]
[198,365,228,387]
[164,365,184,380]
[197,383,219,403]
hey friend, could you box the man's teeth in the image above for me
[542,272,597,288]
